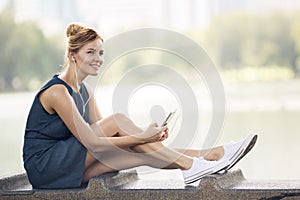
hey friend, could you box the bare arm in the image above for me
[41,85,162,153]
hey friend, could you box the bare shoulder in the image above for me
[41,84,70,100]
[39,84,72,114]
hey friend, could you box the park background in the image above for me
[1,0,300,181]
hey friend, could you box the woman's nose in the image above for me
[95,54,104,64]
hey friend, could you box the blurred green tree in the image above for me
[203,11,300,77]
[290,12,300,76]
[0,7,64,92]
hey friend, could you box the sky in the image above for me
[1,0,300,37]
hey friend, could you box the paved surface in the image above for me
[1,169,300,199]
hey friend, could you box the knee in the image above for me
[112,113,130,125]
[113,113,127,119]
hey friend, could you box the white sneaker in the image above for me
[182,157,230,184]
[220,134,257,171]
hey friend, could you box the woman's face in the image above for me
[74,38,104,76]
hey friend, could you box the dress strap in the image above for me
[37,74,73,97]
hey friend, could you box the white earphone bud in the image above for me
[72,56,76,62]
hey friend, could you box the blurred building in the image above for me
[1,0,300,36]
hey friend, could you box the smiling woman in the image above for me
[22,23,257,189]
[22,23,106,189]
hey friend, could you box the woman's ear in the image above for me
[68,52,76,62]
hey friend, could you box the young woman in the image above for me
[23,23,257,189]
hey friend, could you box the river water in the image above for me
[1,80,300,181]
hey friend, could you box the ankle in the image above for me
[204,146,224,161]
[217,146,225,160]
[179,157,194,170]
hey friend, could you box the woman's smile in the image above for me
[90,63,100,70]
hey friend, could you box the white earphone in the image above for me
[70,54,91,117]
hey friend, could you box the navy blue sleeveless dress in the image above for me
[23,74,90,189]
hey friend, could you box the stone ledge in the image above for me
[1,169,300,199]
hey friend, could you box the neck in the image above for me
[59,65,86,92]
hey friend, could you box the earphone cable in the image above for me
[73,60,92,116]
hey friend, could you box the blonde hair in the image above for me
[63,23,103,68]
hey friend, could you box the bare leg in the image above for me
[102,114,223,161]
[82,149,180,183]
[89,114,193,170]
[82,147,225,183]
[83,113,224,182]
[175,147,224,161]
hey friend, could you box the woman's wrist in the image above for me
[130,134,146,145]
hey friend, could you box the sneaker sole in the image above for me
[225,134,258,171]
[184,160,230,184]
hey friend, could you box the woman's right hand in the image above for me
[136,123,167,144]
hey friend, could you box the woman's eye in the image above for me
[88,51,95,55]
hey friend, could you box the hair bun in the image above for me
[66,23,86,37]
